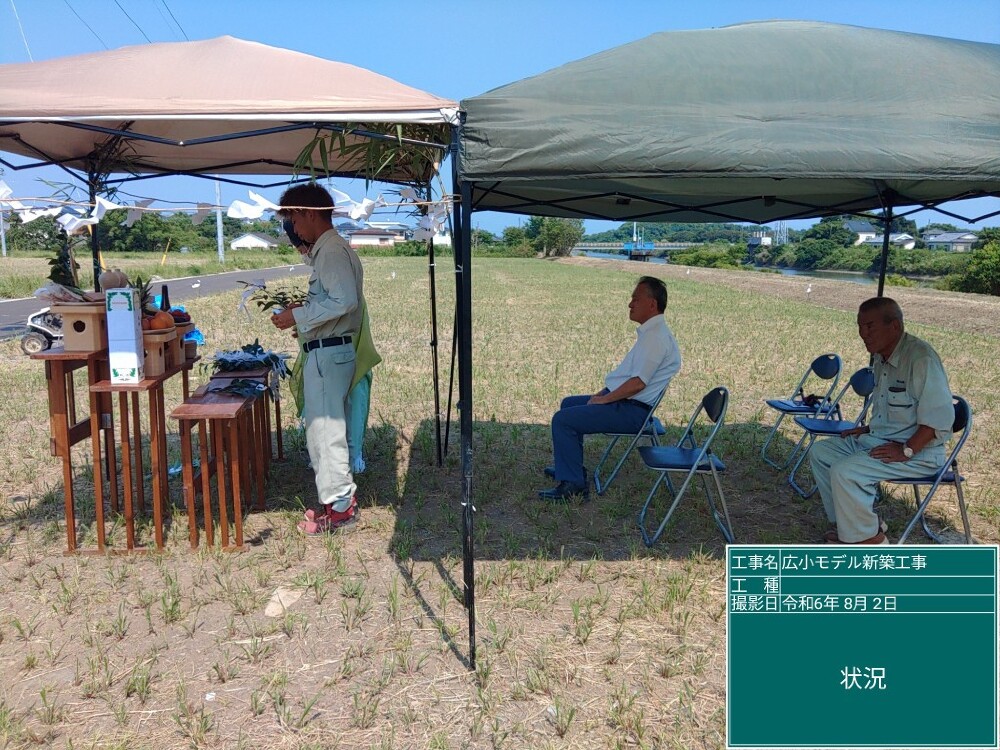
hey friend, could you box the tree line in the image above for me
[1,212,283,256]
[4,210,998,296]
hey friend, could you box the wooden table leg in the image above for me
[102,391,119,516]
[45,361,77,553]
[250,407,265,511]
[228,414,244,549]
[199,421,213,547]
[148,387,165,550]
[89,395,106,552]
[179,418,198,549]
[213,420,230,549]
[131,392,144,515]
[66,368,77,426]
[119,392,136,550]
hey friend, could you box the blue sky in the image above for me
[2,0,999,236]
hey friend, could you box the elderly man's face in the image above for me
[628,284,658,324]
[857,308,902,358]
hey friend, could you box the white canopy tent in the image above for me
[0,36,477,662]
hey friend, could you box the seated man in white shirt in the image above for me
[539,276,682,501]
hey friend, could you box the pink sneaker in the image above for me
[298,497,358,535]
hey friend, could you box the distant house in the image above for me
[746,234,773,254]
[923,231,978,252]
[349,228,397,248]
[367,221,410,240]
[844,220,878,245]
[862,233,916,250]
[230,231,279,250]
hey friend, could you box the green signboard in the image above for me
[728,545,998,749]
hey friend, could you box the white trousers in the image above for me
[809,434,944,542]
[302,345,356,511]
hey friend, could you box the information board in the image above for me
[727,545,998,749]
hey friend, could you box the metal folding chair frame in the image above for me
[637,386,733,546]
[787,367,876,498]
[761,353,843,470]
[593,387,667,495]
[885,395,973,544]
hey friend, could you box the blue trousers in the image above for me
[551,393,650,486]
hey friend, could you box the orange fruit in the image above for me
[150,311,175,330]
[141,317,151,331]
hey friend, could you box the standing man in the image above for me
[538,276,682,501]
[282,218,381,474]
[272,184,363,534]
[810,297,954,544]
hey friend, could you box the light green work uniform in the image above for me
[293,229,363,512]
[809,332,953,542]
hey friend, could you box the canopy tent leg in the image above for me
[444,319,457,456]
[88,176,101,291]
[453,126,476,668]
[426,184,444,466]
[876,204,893,298]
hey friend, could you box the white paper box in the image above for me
[105,288,142,343]
[109,350,144,384]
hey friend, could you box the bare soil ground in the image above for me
[0,257,995,750]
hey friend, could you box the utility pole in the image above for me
[215,179,225,264]
[0,206,7,257]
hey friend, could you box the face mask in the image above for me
[283,218,306,249]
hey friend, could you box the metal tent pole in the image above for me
[876,205,893,298]
[452,123,476,668]
[443,319,457,457]
[88,176,101,291]
[426,183,444,466]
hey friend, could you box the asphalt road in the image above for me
[0,265,310,341]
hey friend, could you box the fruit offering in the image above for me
[145,310,175,330]
[170,309,191,324]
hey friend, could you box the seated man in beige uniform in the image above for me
[810,297,954,544]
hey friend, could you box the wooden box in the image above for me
[175,321,195,360]
[53,301,107,352]
[142,328,176,377]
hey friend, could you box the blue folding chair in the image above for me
[885,395,973,544]
[593,387,668,495]
[637,387,733,546]
[787,367,876,498]
[760,353,842,470]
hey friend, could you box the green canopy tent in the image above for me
[450,21,1000,664]
[459,21,1000,232]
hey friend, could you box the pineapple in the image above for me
[132,275,157,316]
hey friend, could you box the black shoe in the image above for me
[538,481,589,502]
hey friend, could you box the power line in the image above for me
[159,0,188,41]
[112,0,151,43]
[62,0,108,49]
[150,0,178,41]
[8,0,33,61]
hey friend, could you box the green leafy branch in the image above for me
[293,123,448,186]
[239,282,308,313]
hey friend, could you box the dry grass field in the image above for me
[0,256,997,749]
